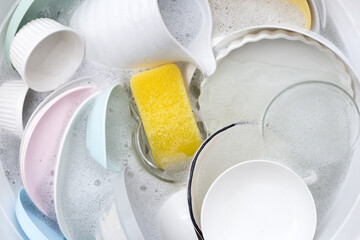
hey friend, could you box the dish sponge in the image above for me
[131,64,202,169]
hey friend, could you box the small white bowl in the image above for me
[201,160,317,240]
[10,18,84,92]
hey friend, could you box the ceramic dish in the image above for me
[201,160,317,240]
[199,27,353,133]
[54,93,98,239]
[188,122,265,236]
[95,200,126,240]
[54,92,121,239]
[0,163,26,238]
[25,76,95,128]
[86,84,135,172]
[189,29,360,235]
[189,83,360,238]
[95,168,144,239]
[20,86,95,217]
[15,188,64,240]
[113,168,144,239]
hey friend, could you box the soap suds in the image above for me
[158,0,203,47]
[209,0,307,40]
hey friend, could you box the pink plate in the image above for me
[21,86,96,217]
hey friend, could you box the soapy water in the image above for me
[0,0,358,239]
[56,100,119,239]
[263,82,360,166]
[158,0,203,47]
[105,85,136,171]
[55,92,189,239]
[262,82,360,222]
[209,0,307,41]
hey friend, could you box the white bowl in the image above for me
[10,18,84,92]
[201,160,317,240]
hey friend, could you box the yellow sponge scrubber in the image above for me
[130,64,202,169]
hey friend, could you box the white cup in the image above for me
[10,18,84,92]
[70,0,216,77]
[0,81,29,136]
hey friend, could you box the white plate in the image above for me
[54,92,120,239]
[200,28,353,133]
[201,160,317,240]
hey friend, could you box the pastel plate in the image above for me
[15,188,64,240]
[55,92,120,239]
[86,84,135,172]
[25,76,95,128]
[0,164,27,239]
[20,85,95,217]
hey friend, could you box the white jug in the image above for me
[70,0,216,77]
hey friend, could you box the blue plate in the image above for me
[15,188,64,240]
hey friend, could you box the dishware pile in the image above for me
[0,0,359,239]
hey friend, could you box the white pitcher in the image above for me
[70,0,216,77]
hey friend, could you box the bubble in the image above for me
[0,148,3,155]
[140,185,147,191]
[158,0,202,47]
[94,179,101,186]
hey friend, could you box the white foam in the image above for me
[57,100,118,239]
[209,0,307,40]
[158,0,202,47]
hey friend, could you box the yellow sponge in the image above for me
[130,64,203,169]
